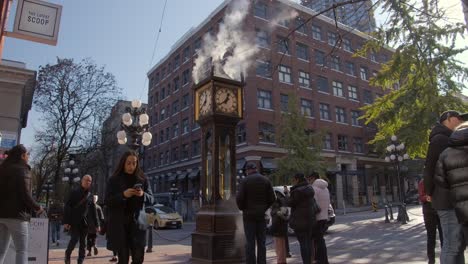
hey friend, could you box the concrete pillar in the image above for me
[380,186,387,203]
[352,174,359,206]
[336,173,344,209]
[393,186,399,203]
[367,186,374,204]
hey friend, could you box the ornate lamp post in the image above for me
[385,135,410,224]
[116,99,152,151]
[62,157,80,187]
[170,183,179,211]
[43,180,54,208]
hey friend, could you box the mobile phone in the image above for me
[133,183,143,190]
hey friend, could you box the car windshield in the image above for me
[155,206,175,214]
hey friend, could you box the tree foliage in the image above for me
[360,0,468,157]
[33,58,121,188]
[272,94,324,185]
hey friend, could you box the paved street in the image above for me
[47,205,457,263]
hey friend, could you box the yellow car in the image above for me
[146,205,183,229]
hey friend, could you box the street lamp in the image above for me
[43,180,54,208]
[170,183,179,211]
[62,157,80,186]
[116,99,152,151]
[385,135,410,224]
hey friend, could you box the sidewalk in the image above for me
[47,205,457,263]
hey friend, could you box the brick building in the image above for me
[144,0,401,216]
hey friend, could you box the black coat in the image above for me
[105,174,153,251]
[0,160,40,220]
[423,123,453,209]
[87,203,104,234]
[288,181,317,232]
[434,127,468,224]
[236,172,276,221]
[63,186,96,229]
[270,192,288,237]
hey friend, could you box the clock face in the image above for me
[215,87,237,114]
[199,89,212,116]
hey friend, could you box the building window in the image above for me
[257,89,272,109]
[258,122,275,143]
[280,94,289,112]
[315,50,326,66]
[360,66,368,80]
[296,42,309,61]
[161,87,166,100]
[301,99,313,117]
[363,89,373,104]
[277,36,290,55]
[312,25,322,40]
[351,110,361,126]
[348,85,358,100]
[295,17,307,34]
[192,140,200,156]
[332,81,344,97]
[337,134,348,151]
[172,147,179,162]
[173,77,180,92]
[345,61,355,76]
[172,100,179,114]
[323,133,333,150]
[159,130,164,143]
[256,60,272,78]
[343,38,352,52]
[254,1,268,19]
[319,103,331,120]
[174,55,180,69]
[331,56,341,71]
[354,137,364,153]
[165,127,170,141]
[183,46,190,62]
[255,28,270,48]
[328,32,338,46]
[192,120,200,130]
[181,144,189,159]
[165,150,170,164]
[276,8,289,27]
[155,73,160,83]
[317,76,329,93]
[278,65,292,83]
[166,105,171,117]
[159,152,164,165]
[161,67,166,79]
[370,52,377,62]
[236,123,246,144]
[155,92,159,103]
[336,107,347,123]
[182,93,189,109]
[160,108,166,120]
[182,118,189,134]
[153,112,158,124]
[298,71,310,88]
[182,69,190,85]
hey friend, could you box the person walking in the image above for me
[270,189,289,264]
[435,122,468,248]
[307,172,330,264]
[424,110,466,264]
[48,200,64,246]
[63,175,97,264]
[236,162,276,264]
[105,150,153,264]
[283,185,292,258]
[419,179,443,264]
[288,173,319,264]
[0,144,43,264]
[86,195,103,256]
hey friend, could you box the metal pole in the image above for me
[396,161,407,224]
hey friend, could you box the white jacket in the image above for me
[312,179,331,221]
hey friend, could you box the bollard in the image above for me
[389,204,394,220]
[372,201,378,212]
[384,205,390,223]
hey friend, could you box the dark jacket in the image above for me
[63,186,95,228]
[434,128,468,224]
[236,172,276,221]
[270,191,288,237]
[288,181,317,232]
[0,160,40,220]
[105,174,153,251]
[423,123,453,209]
[87,202,103,234]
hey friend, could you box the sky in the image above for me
[4,0,467,150]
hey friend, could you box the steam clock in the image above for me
[191,70,245,263]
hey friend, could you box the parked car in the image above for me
[145,204,183,229]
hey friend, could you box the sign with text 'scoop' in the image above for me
[5,218,49,263]
[10,0,62,45]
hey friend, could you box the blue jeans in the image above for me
[50,221,61,243]
[243,218,267,264]
[0,218,29,264]
[437,209,465,264]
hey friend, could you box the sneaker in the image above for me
[94,247,98,256]
[109,257,118,262]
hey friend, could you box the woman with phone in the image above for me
[105,150,153,264]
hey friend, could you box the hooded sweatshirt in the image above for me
[312,179,331,221]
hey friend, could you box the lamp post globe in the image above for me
[117,99,152,151]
